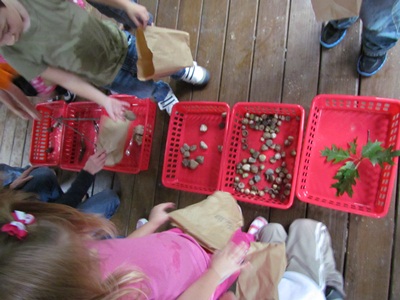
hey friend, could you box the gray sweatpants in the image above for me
[258,219,345,297]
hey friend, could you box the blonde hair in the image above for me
[0,189,147,300]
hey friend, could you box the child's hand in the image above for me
[83,150,107,175]
[126,2,150,28]
[9,166,38,190]
[210,241,249,281]
[149,202,175,227]
[104,97,130,121]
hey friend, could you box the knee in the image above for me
[258,223,287,243]
[289,219,325,238]
[27,167,58,185]
[101,189,120,207]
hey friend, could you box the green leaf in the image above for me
[331,161,359,197]
[321,145,350,164]
[361,140,383,161]
[362,141,400,167]
[349,138,357,155]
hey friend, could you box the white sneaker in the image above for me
[158,89,179,115]
[178,61,210,86]
[136,218,148,229]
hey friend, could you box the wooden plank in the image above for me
[269,0,320,224]
[9,118,29,167]
[250,0,289,102]
[344,42,400,298]
[21,119,33,166]
[113,173,136,236]
[0,104,8,156]
[219,0,258,106]
[306,17,362,274]
[0,111,17,164]
[390,173,400,300]
[192,0,229,101]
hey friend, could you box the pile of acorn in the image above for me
[233,112,298,201]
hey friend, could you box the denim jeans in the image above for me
[0,165,119,219]
[104,31,185,103]
[329,0,400,56]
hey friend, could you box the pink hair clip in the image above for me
[1,210,35,240]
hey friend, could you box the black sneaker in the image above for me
[320,23,347,49]
[63,90,77,103]
[325,286,344,300]
[357,53,387,77]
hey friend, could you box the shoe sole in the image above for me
[357,54,387,77]
[320,30,347,49]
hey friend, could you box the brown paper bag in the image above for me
[311,0,362,22]
[97,115,130,166]
[236,242,287,300]
[136,26,194,81]
[168,191,243,252]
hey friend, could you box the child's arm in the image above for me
[88,0,150,28]
[177,242,249,300]
[41,67,129,121]
[127,202,175,238]
[0,83,40,119]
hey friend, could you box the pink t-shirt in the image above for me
[88,231,210,300]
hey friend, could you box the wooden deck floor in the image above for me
[1,0,400,299]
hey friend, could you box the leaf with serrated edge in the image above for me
[332,161,358,197]
[321,145,350,163]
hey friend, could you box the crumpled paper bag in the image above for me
[169,191,243,252]
[97,115,130,166]
[311,0,362,22]
[136,26,194,81]
[236,242,287,300]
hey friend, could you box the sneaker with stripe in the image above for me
[178,61,210,86]
[247,216,268,239]
[158,89,179,115]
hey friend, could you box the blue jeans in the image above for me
[0,165,119,219]
[329,0,400,56]
[105,31,185,103]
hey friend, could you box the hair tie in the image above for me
[1,210,35,240]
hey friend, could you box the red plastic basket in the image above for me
[296,94,400,218]
[219,102,305,209]
[59,101,102,171]
[59,96,156,174]
[162,102,230,194]
[30,101,67,166]
[103,95,156,174]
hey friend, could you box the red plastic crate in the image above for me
[30,101,67,166]
[162,102,230,194]
[59,102,102,171]
[59,96,156,174]
[219,102,305,209]
[104,95,156,174]
[296,94,400,218]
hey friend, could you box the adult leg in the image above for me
[285,219,345,297]
[20,167,64,202]
[357,0,400,75]
[76,189,120,219]
[257,223,287,243]
[320,17,358,48]
[360,0,400,56]
[0,164,28,186]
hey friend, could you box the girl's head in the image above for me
[0,189,145,300]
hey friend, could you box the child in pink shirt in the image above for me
[0,191,251,300]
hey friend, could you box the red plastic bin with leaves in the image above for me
[219,102,305,209]
[296,94,400,218]
[30,101,67,166]
[162,102,230,194]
